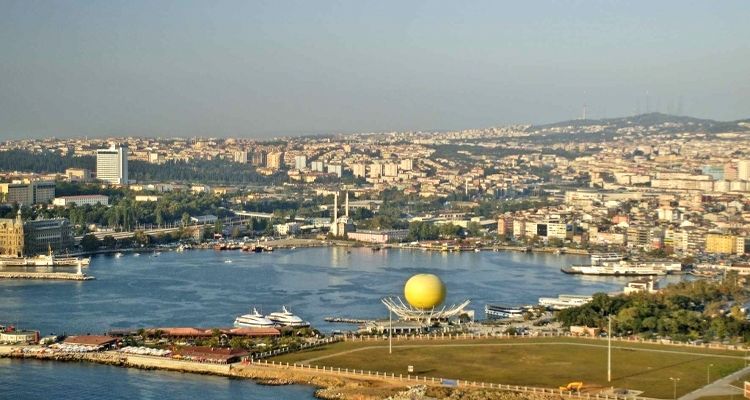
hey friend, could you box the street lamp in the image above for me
[707,364,714,384]
[670,377,681,400]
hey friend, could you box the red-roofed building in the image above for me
[173,346,249,364]
[64,335,119,349]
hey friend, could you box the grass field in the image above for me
[272,337,747,398]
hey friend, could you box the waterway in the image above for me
[0,247,682,398]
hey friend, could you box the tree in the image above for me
[80,234,101,252]
[102,235,117,249]
[181,212,191,226]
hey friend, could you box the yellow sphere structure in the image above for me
[403,274,446,309]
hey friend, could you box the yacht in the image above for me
[266,306,310,327]
[234,308,277,328]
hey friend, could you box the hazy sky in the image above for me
[1,1,748,139]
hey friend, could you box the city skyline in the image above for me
[1,1,749,139]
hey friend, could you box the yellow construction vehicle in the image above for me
[559,382,584,392]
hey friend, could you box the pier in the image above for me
[0,272,94,281]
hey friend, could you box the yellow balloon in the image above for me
[404,274,446,309]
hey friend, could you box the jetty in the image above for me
[0,271,94,281]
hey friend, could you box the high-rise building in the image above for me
[294,155,307,170]
[96,144,129,185]
[311,161,324,172]
[351,163,366,178]
[327,164,343,178]
[399,159,413,171]
[252,151,267,166]
[384,163,399,177]
[266,152,283,169]
[233,150,248,164]
[369,163,383,178]
[738,160,750,181]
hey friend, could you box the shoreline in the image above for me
[0,346,561,400]
[0,348,407,399]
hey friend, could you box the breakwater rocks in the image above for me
[0,272,94,281]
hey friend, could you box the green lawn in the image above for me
[272,337,747,399]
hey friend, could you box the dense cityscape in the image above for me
[3,1,750,400]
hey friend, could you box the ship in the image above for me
[485,304,528,319]
[538,294,593,310]
[234,308,277,328]
[562,260,682,276]
[0,250,90,267]
[266,306,310,327]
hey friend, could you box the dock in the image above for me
[0,272,94,281]
[324,317,371,324]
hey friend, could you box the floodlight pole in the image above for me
[608,315,612,383]
[389,308,392,355]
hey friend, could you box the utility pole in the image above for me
[608,315,612,383]
[707,364,713,384]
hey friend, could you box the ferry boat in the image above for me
[485,304,527,319]
[0,253,91,267]
[234,308,277,328]
[266,306,310,327]
[590,253,624,265]
[538,294,593,310]
[562,260,682,276]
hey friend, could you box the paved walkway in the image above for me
[679,364,749,400]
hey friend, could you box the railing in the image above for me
[250,359,652,400]
[251,336,343,360]
[340,331,749,352]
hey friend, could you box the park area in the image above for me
[272,337,748,399]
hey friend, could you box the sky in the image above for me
[1,0,749,139]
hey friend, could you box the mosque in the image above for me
[330,191,355,238]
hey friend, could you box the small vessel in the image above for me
[266,306,310,327]
[224,259,233,264]
[485,304,528,319]
[234,308,277,328]
[133,253,141,257]
[538,294,593,310]
[114,252,123,258]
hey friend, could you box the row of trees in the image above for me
[556,275,750,342]
[0,149,285,185]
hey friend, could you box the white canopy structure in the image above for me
[381,296,471,322]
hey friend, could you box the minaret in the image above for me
[345,191,349,218]
[333,193,338,221]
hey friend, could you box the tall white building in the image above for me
[738,160,750,181]
[96,144,129,185]
[294,155,307,170]
[310,161,324,172]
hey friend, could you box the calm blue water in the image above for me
[0,247,680,398]
[0,358,316,399]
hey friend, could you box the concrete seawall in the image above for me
[0,272,94,281]
[124,354,231,375]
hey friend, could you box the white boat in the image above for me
[133,253,141,257]
[224,259,232,264]
[114,252,123,258]
[538,294,593,310]
[266,306,310,327]
[234,308,277,328]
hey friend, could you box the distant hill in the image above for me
[529,112,750,136]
